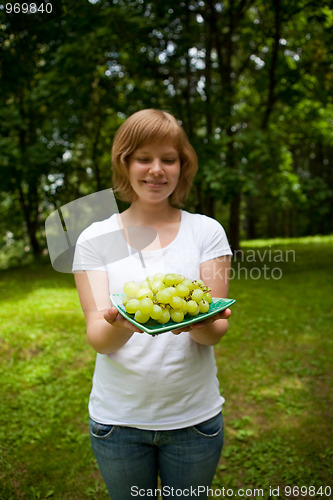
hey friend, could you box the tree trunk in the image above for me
[91,113,103,191]
[229,191,241,251]
[199,188,215,219]
[18,183,41,257]
[184,0,194,138]
[206,0,242,249]
[245,195,257,239]
[261,0,281,129]
[204,17,213,137]
[17,93,41,257]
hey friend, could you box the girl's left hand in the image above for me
[171,308,231,336]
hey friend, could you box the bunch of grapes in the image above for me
[122,273,212,324]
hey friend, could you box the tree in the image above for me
[0,3,66,255]
[1,0,332,265]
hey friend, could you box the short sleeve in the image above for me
[200,216,232,263]
[72,227,106,272]
[72,215,133,273]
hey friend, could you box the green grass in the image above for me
[1,236,332,499]
[214,235,333,499]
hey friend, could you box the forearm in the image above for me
[87,316,134,354]
[189,318,229,346]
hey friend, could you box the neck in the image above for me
[124,200,179,225]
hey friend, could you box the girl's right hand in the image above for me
[104,307,143,333]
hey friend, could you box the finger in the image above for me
[172,329,182,335]
[172,325,192,335]
[219,308,231,320]
[104,309,144,334]
[127,321,144,334]
[194,321,207,329]
[116,315,144,333]
[103,307,119,324]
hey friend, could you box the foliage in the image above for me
[0,0,333,257]
[0,236,332,498]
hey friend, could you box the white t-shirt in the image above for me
[73,210,232,430]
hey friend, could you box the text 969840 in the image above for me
[2,2,53,14]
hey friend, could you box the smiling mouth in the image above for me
[142,180,167,186]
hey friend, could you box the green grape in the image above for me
[170,295,184,309]
[157,308,171,324]
[167,286,177,297]
[183,278,193,291]
[186,300,198,314]
[136,287,153,300]
[140,279,152,290]
[122,295,130,306]
[156,289,169,304]
[188,303,200,316]
[198,299,209,313]
[134,310,150,324]
[125,299,140,314]
[153,272,165,282]
[139,297,153,315]
[166,287,177,302]
[175,284,190,298]
[163,273,178,286]
[170,309,184,323]
[156,286,176,304]
[123,281,139,298]
[147,276,156,289]
[152,280,166,294]
[150,304,163,320]
[191,288,204,303]
[203,292,212,303]
[180,299,188,312]
[124,273,212,324]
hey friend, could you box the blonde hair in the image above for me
[111,109,198,206]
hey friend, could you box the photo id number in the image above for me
[3,3,53,14]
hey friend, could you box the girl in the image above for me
[73,109,232,499]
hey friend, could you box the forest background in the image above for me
[1,2,333,499]
[1,0,333,266]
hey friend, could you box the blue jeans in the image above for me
[89,412,224,500]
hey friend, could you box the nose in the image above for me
[149,158,163,174]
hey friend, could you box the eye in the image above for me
[163,158,177,164]
[137,157,150,163]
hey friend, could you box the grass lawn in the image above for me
[0,236,332,499]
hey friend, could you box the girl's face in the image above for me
[128,140,181,205]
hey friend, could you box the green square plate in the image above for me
[110,293,236,335]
